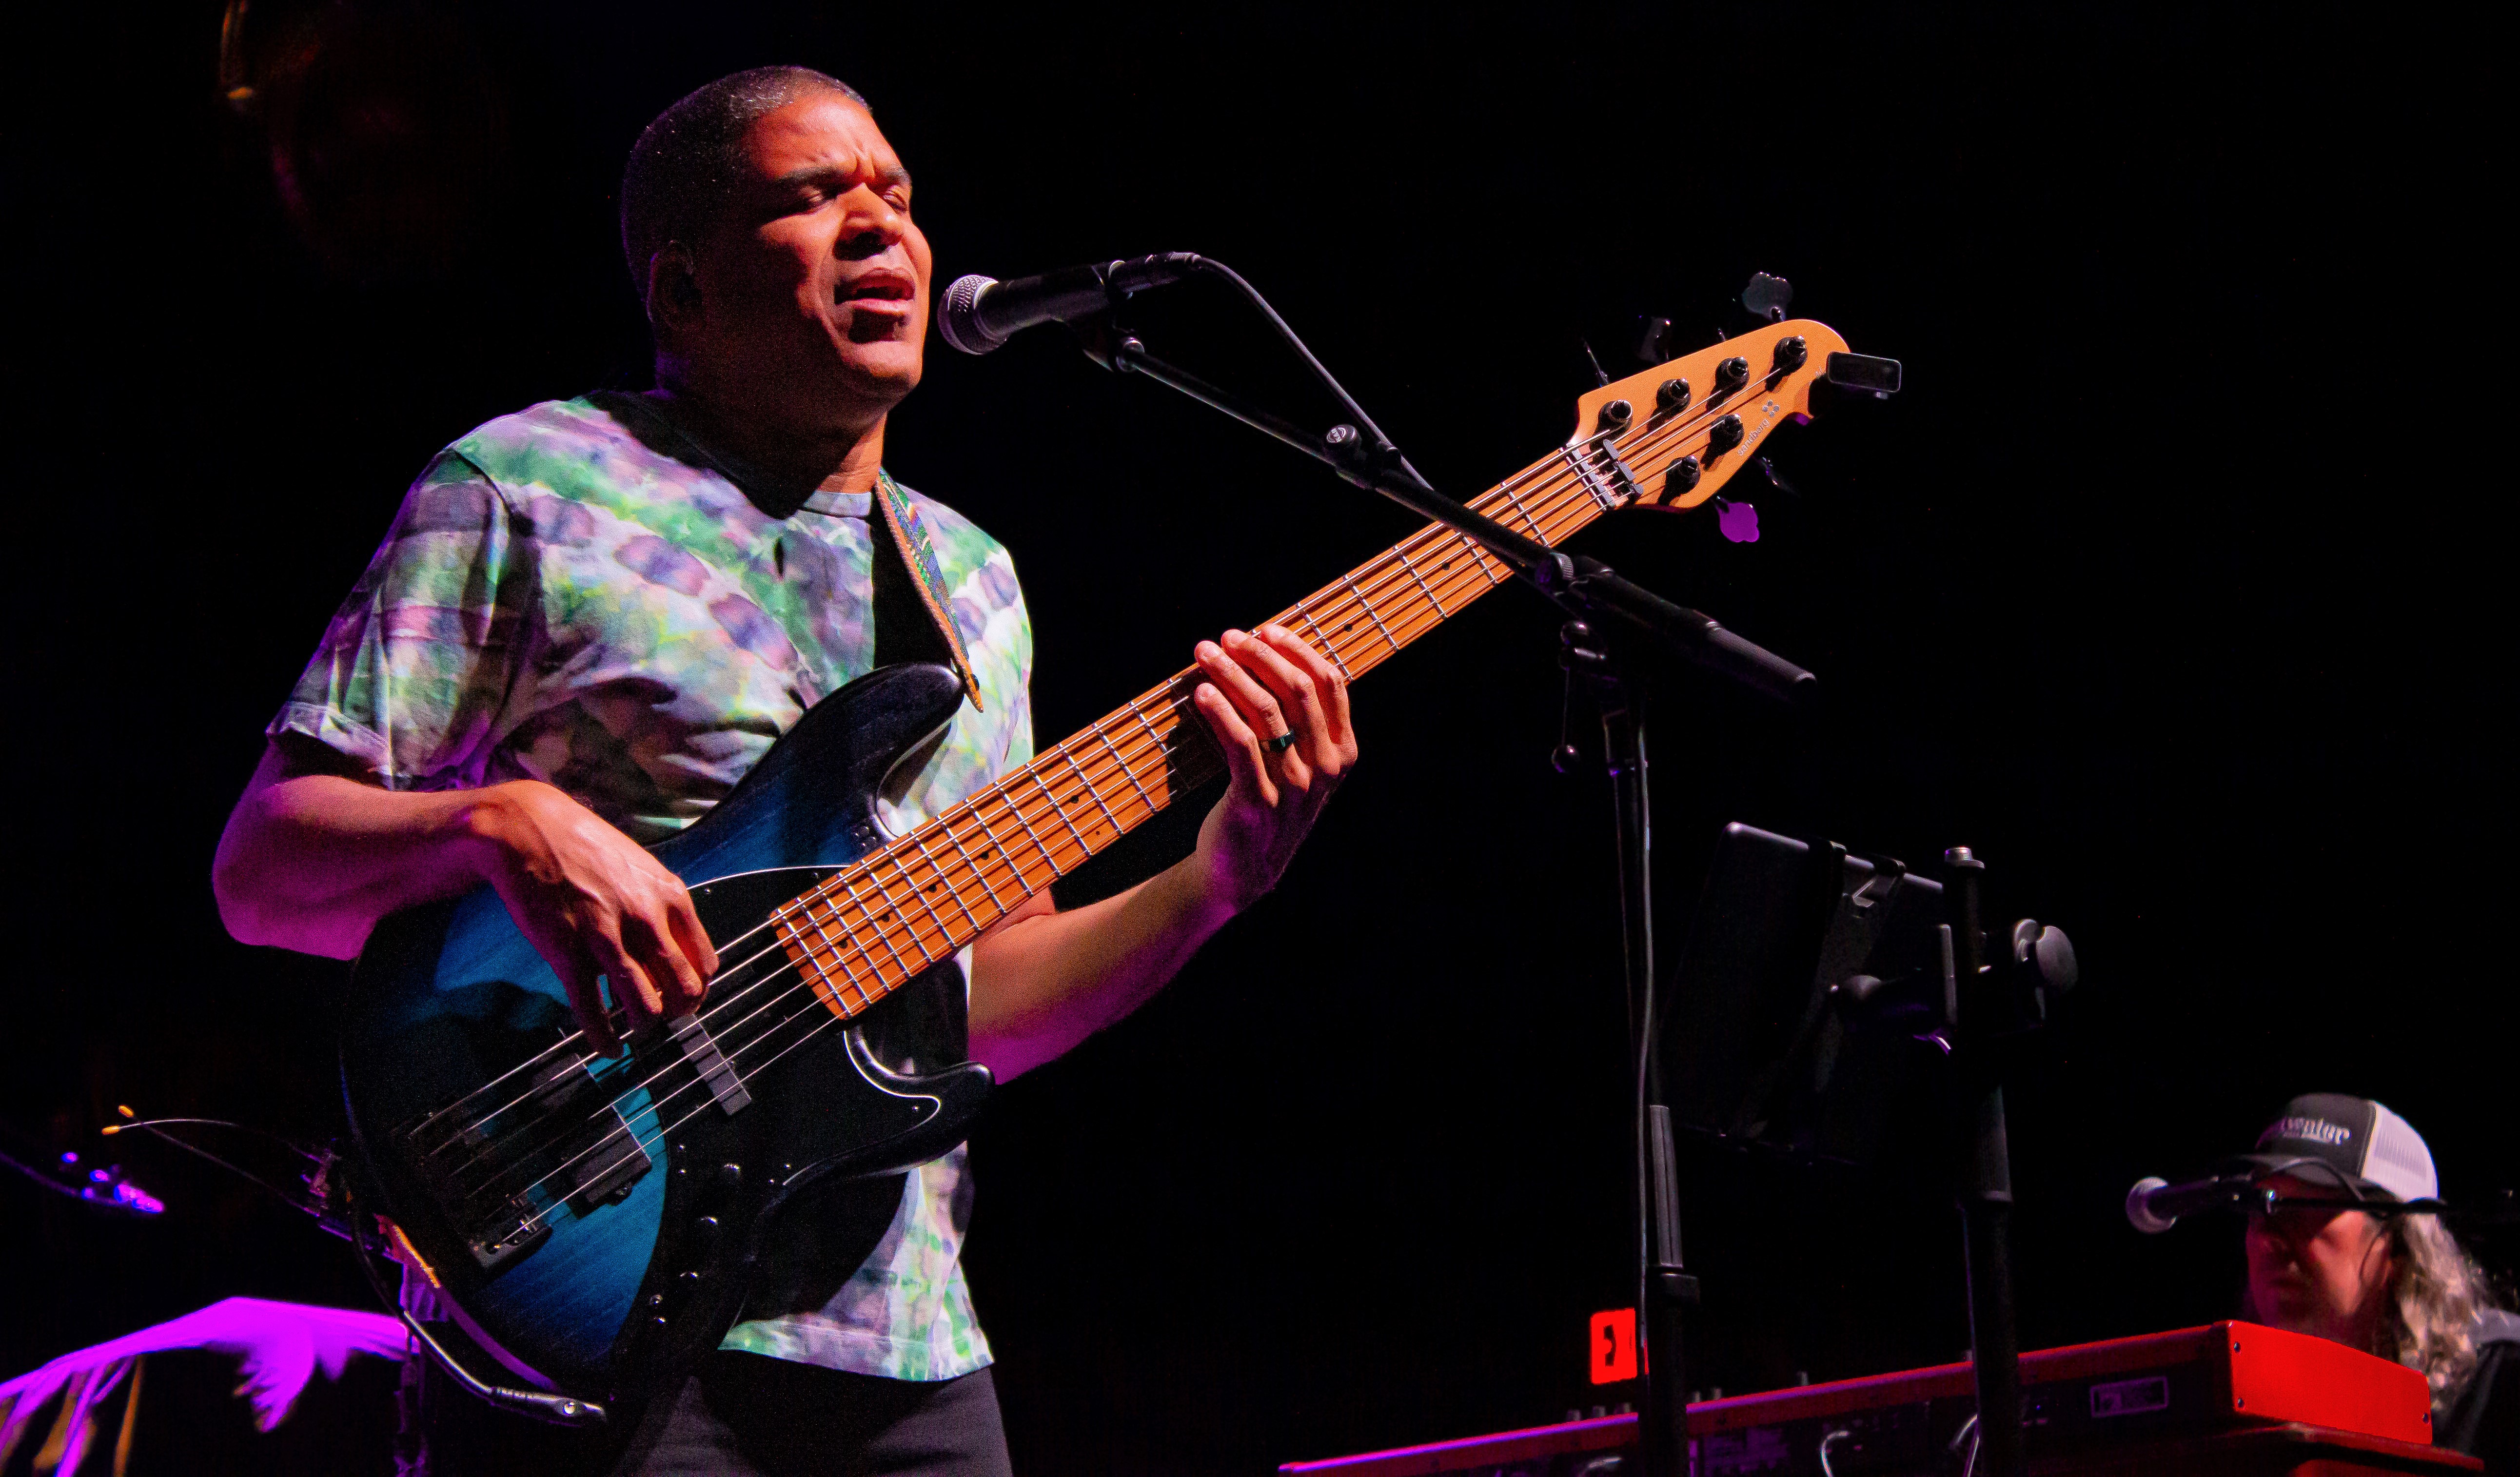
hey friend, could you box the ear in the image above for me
[645,243,705,336]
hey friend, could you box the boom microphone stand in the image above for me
[1060,261,1816,1477]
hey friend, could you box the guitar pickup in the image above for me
[668,1016,753,1116]
[557,1112,652,1217]
[398,1049,655,1271]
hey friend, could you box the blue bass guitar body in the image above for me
[337,662,992,1418]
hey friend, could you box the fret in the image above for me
[1054,746,1125,835]
[1416,534,1482,605]
[1452,529,1509,586]
[1339,574,1401,655]
[1090,725,1159,811]
[807,950,865,1014]
[827,954,876,1014]
[1292,610,1354,682]
[1127,700,1178,755]
[867,859,952,958]
[1495,479,1549,540]
[834,887,919,984]
[1393,544,1449,618]
[1551,459,1609,527]
[990,790,1065,881]
[904,833,984,934]
[1026,768,1094,857]
[1416,546,1478,618]
[803,908,871,1012]
[1131,698,1222,794]
[937,814,1014,913]
[963,800,1045,890]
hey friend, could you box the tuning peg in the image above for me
[1741,272,1792,323]
[1633,315,1673,364]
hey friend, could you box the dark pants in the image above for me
[420,1353,1013,1477]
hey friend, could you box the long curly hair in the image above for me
[2374,1213,2505,1409]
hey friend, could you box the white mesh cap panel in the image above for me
[2362,1100,2439,1202]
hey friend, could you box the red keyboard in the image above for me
[1280,1320,2468,1476]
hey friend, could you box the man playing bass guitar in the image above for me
[213,65,1357,1477]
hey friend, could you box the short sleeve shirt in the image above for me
[273,392,1031,1380]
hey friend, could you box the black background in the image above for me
[3,4,2506,1474]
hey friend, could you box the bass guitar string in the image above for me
[422,386,1768,1204]
[402,413,1611,1144]
[694,384,1752,987]
[422,354,1794,1205]
[721,383,1757,976]
[424,512,1491,1182]
[433,517,1519,1203]
[427,389,1759,1215]
[445,393,1769,1213]
[412,366,1757,1140]
[432,437,1625,1203]
[411,401,1632,1151]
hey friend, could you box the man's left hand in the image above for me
[1186,624,1358,916]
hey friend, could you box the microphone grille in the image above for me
[937,274,1002,355]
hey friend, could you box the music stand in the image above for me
[1663,822,1944,1167]
[1660,822,2076,1477]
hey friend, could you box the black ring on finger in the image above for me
[1264,731,1298,754]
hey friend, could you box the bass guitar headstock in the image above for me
[1566,319,1895,514]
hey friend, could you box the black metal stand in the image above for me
[1067,264,1819,1477]
[1573,644,1698,1477]
[1942,846,2024,1477]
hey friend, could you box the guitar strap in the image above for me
[869,468,982,711]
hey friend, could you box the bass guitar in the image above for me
[337,318,1885,1422]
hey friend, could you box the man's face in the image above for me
[2243,1174,2398,1346]
[678,91,932,438]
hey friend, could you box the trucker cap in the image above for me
[2232,1092,2439,1203]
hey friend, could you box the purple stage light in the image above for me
[113,1181,166,1214]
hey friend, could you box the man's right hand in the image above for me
[461,781,719,1053]
[215,743,717,1055]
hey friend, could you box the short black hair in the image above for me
[619,66,867,310]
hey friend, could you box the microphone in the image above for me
[2125,1171,2262,1234]
[936,253,1204,355]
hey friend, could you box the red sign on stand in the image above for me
[1588,1308,1638,1384]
